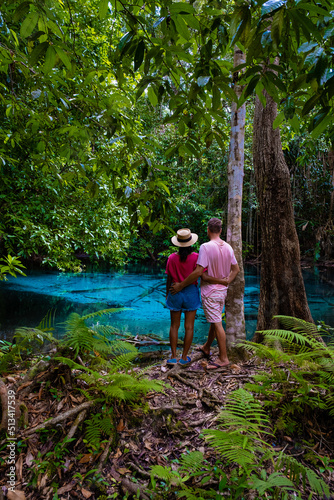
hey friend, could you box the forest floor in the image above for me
[0,346,334,500]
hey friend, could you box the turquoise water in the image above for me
[0,265,333,343]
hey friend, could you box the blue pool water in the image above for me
[0,265,333,343]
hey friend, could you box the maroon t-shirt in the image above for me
[165,252,198,285]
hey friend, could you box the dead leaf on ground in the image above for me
[7,491,26,500]
[144,440,153,450]
[79,453,94,464]
[114,448,122,459]
[81,488,93,498]
[117,467,132,475]
[57,481,76,495]
[15,454,23,481]
[117,418,125,431]
[25,450,34,467]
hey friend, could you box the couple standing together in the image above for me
[165,218,240,370]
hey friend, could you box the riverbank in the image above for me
[0,336,333,500]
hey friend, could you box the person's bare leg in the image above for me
[169,310,181,358]
[181,310,196,360]
[199,323,216,357]
[207,321,229,368]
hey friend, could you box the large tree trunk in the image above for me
[225,48,246,343]
[253,90,313,337]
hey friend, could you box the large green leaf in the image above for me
[261,0,287,16]
[42,45,57,73]
[20,12,39,38]
[134,40,145,71]
[99,0,109,19]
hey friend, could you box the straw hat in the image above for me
[171,228,198,247]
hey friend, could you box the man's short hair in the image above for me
[208,218,222,233]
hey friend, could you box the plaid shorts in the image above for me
[201,289,227,323]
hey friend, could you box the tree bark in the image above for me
[253,88,313,337]
[225,48,246,343]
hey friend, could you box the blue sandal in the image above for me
[179,356,191,366]
[167,358,178,365]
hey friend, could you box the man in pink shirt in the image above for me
[170,218,239,369]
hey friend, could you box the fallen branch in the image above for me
[23,400,96,436]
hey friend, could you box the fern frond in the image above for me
[203,429,257,467]
[179,451,205,474]
[81,308,129,321]
[276,453,330,497]
[274,316,320,337]
[217,388,272,435]
[150,465,175,482]
[250,472,295,495]
[99,417,114,435]
[109,351,138,370]
[262,329,322,350]
[37,309,56,332]
[14,327,54,345]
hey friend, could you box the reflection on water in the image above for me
[0,264,333,344]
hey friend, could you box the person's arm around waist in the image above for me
[201,273,229,286]
[202,262,240,286]
[170,264,204,295]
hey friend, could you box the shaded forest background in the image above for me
[0,0,333,273]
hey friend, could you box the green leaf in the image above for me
[169,3,195,14]
[296,3,330,16]
[302,94,320,115]
[311,113,331,139]
[147,86,158,106]
[13,2,31,23]
[244,75,260,98]
[173,15,191,41]
[153,17,165,28]
[134,40,145,71]
[43,45,57,74]
[273,110,285,129]
[298,41,318,53]
[118,32,133,52]
[290,10,321,41]
[231,11,251,45]
[197,76,210,87]
[99,0,109,19]
[271,7,285,47]
[283,96,295,119]
[261,0,287,16]
[54,46,72,70]
[20,12,39,38]
[29,41,49,66]
[212,84,221,110]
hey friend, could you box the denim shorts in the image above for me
[166,284,201,312]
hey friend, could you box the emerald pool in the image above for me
[0,265,333,343]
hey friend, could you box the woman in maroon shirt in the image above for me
[165,228,200,365]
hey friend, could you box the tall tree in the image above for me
[225,48,246,343]
[253,84,313,334]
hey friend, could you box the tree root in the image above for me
[24,400,96,436]
[64,409,87,442]
[120,477,150,500]
[96,432,114,475]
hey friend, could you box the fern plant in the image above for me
[149,388,331,499]
[239,316,334,432]
[62,308,128,357]
[0,310,57,371]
